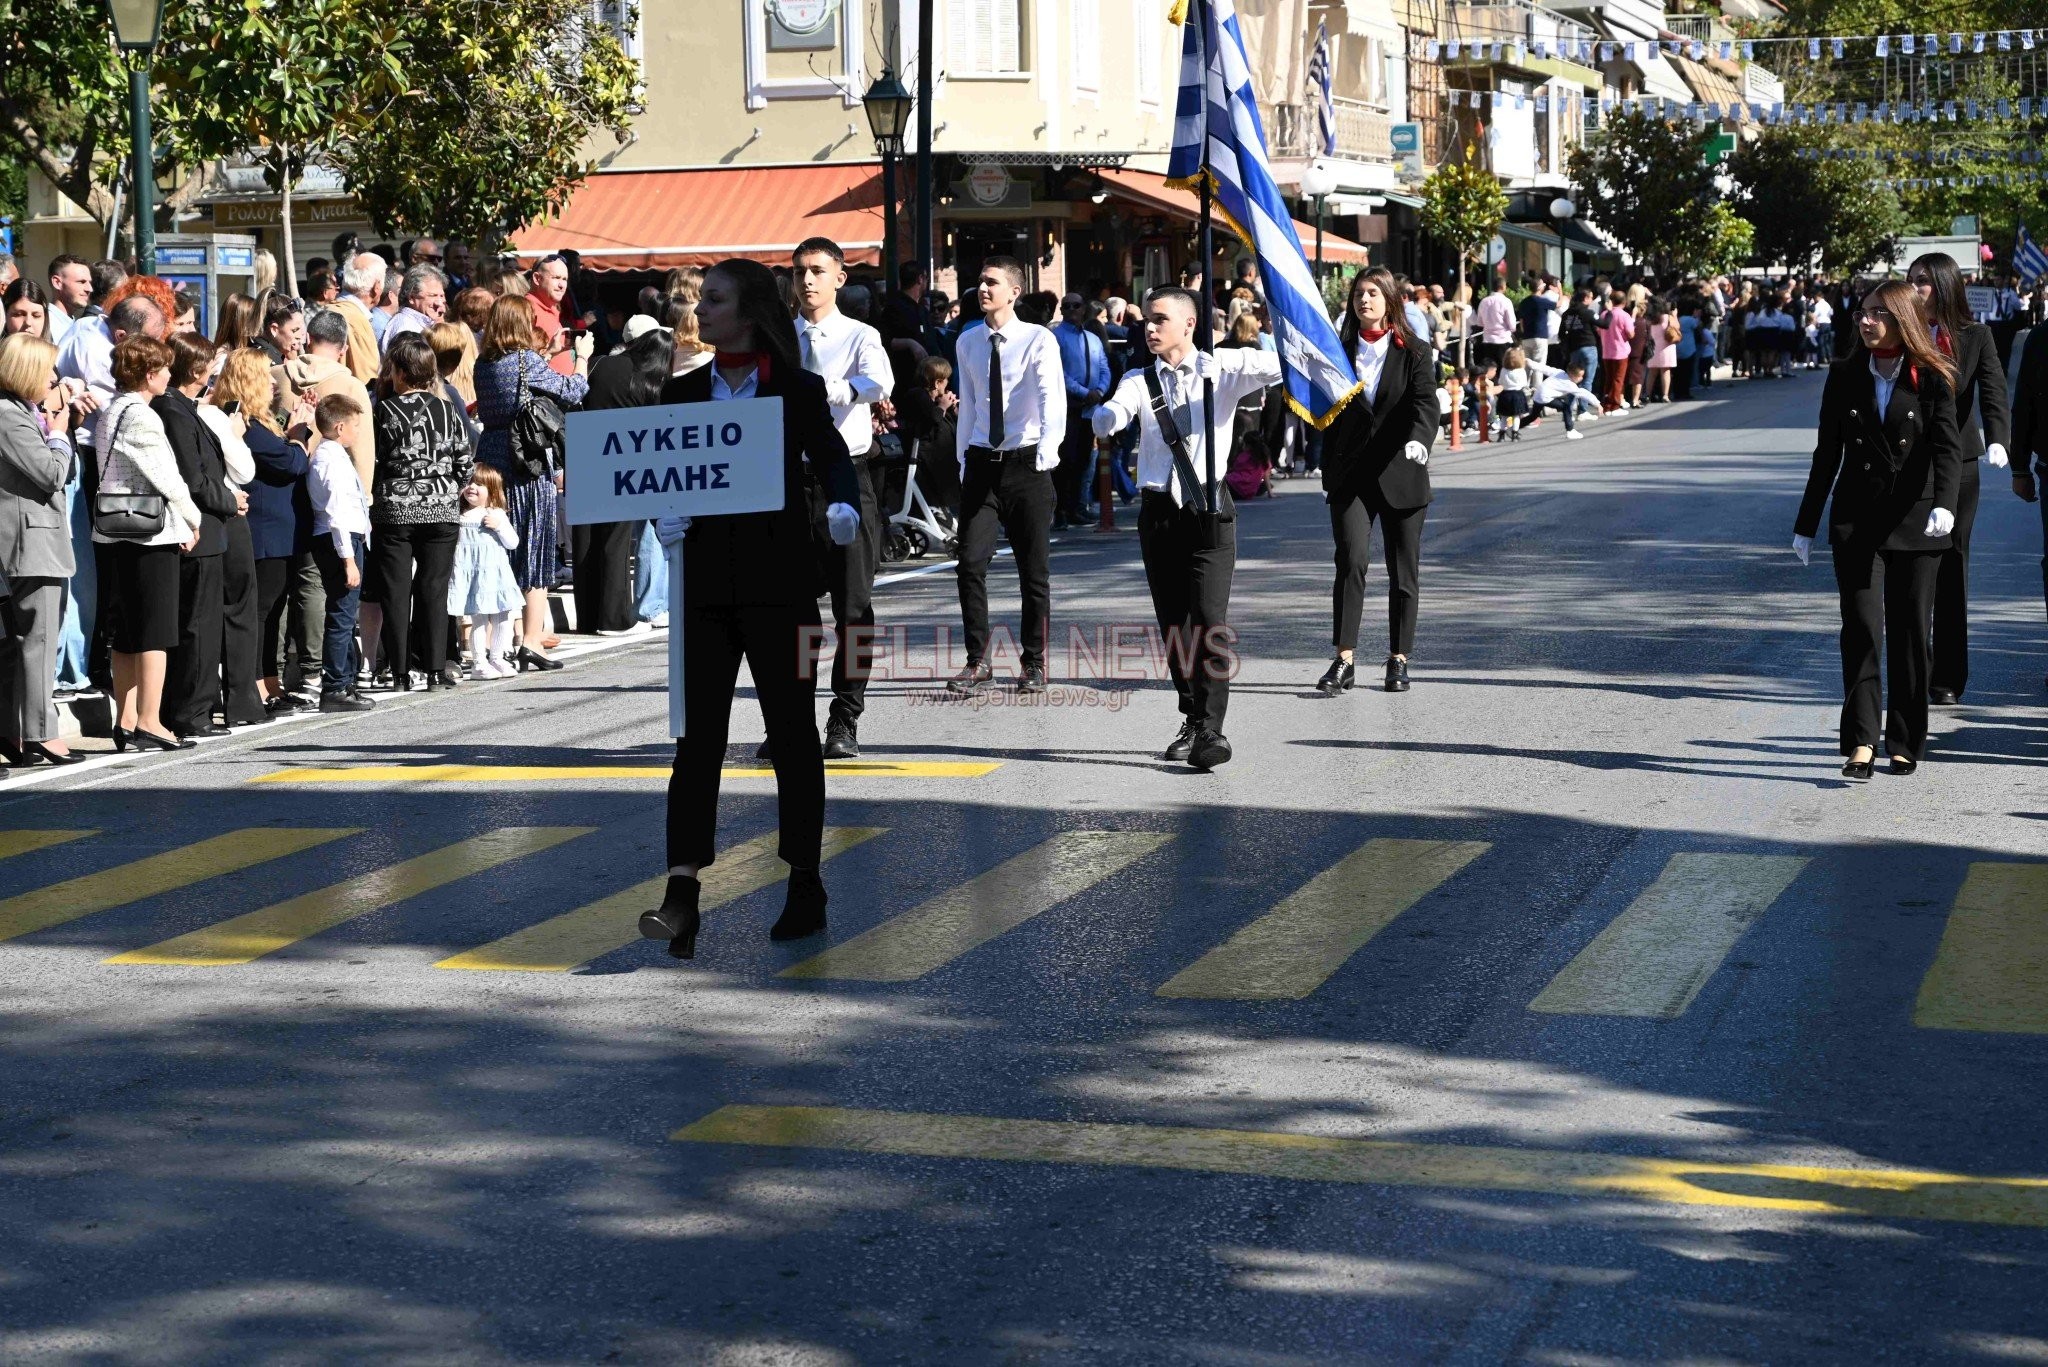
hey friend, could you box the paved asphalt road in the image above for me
[3,372,2046,1365]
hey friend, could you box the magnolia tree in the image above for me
[1419,148,1507,367]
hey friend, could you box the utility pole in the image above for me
[915,0,935,289]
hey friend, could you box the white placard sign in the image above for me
[562,397,787,739]
[563,398,785,525]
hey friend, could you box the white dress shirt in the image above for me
[57,316,117,443]
[954,316,1066,473]
[309,438,371,558]
[1351,333,1393,404]
[795,309,892,457]
[48,306,77,350]
[1871,354,1901,415]
[1092,347,1282,504]
[710,366,760,401]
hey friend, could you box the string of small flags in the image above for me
[1881,170,2047,189]
[1444,89,2048,126]
[1424,29,2048,64]
[1799,147,2047,163]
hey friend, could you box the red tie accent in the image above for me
[1359,327,1390,343]
[714,352,772,382]
[1868,345,1904,359]
[1934,327,1954,357]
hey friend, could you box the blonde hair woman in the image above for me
[213,348,317,710]
[0,334,81,764]
[252,249,278,299]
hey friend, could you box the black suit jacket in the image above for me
[1946,322,2010,461]
[1319,337,1440,509]
[656,364,858,608]
[1797,353,1962,553]
[2012,325,2048,479]
[153,389,238,558]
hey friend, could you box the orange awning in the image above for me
[511,166,886,272]
[1098,168,1373,265]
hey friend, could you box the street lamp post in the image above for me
[914,0,935,290]
[107,0,168,275]
[1549,195,1575,283]
[1299,161,1339,295]
[862,68,914,298]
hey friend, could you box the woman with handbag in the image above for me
[0,334,81,765]
[93,335,202,751]
[1793,280,1962,780]
[473,294,590,671]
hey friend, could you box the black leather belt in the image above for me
[966,445,1030,461]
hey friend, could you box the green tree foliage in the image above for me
[0,1,129,227]
[1566,111,1719,280]
[1419,147,1507,256]
[1699,203,1756,276]
[1728,131,1905,275]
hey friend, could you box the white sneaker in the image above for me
[596,621,654,639]
[646,612,669,628]
[1566,429,1585,441]
[478,655,512,678]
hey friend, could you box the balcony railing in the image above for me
[1260,96,1395,163]
[1446,0,1597,57]
[1660,13,1731,44]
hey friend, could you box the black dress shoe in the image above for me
[1384,657,1411,692]
[1841,757,1874,781]
[515,646,563,673]
[180,723,232,739]
[1888,756,1919,776]
[21,741,85,765]
[947,661,993,694]
[1315,658,1355,695]
[319,691,376,714]
[1187,729,1233,770]
[638,875,702,959]
[823,718,859,759]
[1017,663,1048,693]
[1928,688,1960,705]
[129,728,196,752]
[770,868,828,941]
[1164,719,1199,761]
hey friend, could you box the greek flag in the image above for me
[1169,0,1360,427]
[1307,21,1337,158]
[2015,224,2048,286]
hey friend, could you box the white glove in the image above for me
[1090,407,1120,439]
[1925,507,1956,538]
[826,501,859,546]
[823,379,854,407]
[1403,440,1429,466]
[573,332,596,360]
[654,515,692,547]
[1792,533,1812,566]
[1986,442,2010,469]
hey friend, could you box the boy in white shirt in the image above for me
[1532,358,1604,440]
[308,394,375,713]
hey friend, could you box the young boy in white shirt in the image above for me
[308,393,375,713]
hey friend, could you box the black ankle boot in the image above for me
[770,868,828,941]
[639,875,702,959]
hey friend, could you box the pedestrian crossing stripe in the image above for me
[435,827,886,972]
[1529,853,1810,1018]
[251,761,1002,784]
[0,830,94,861]
[1914,861,2048,1033]
[781,831,1174,982]
[106,828,592,967]
[670,1105,2048,1229]
[1157,839,1491,1000]
[0,828,358,945]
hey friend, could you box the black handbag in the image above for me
[508,362,566,483]
[91,406,168,540]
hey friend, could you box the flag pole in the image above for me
[1194,0,1217,511]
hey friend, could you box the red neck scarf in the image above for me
[1867,345,1904,360]
[1933,325,1954,357]
[1358,327,1390,344]
[714,352,772,382]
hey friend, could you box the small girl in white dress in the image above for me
[447,466,524,677]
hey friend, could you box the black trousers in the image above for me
[369,522,459,677]
[166,552,225,734]
[667,600,825,872]
[1929,458,1980,697]
[1138,492,1237,734]
[255,556,292,681]
[956,454,1055,667]
[571,520,639,634]
[808,457,882,723]
[1833,542,1940,761]
[1672,354,1695,400]
[219,517,265,724]
[1329,484,1426,656]
[1056,401,1094,517]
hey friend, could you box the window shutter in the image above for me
[947,0,972,73]
[992,0,1019,74]
[1073,0,1100,89]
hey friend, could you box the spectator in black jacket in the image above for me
[2009,320,2048,691]
[154,334,242,738]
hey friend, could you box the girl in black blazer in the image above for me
[1317,267,1440,695]
[1794,279,1962,780]
[1907,253,2012,703]
[637,259,862,960]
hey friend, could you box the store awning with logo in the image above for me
[510,165,884,271]
[1098,169,1373,265]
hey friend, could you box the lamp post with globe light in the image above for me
[1300,161,1340,287]
[1550,195,1575,283]
[863,68,913,296]
[107,0,167,273]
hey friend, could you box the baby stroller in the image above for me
[876,430,958,563]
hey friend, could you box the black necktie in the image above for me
[986,330,1006,450]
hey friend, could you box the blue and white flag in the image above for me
[1169,0,1360,427]
[1307,21,1337,158]
[2016,224,2048,286]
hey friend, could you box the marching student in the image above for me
[949,256,1065,695]
[1908,253,2011,705]
[637,258,861,961]
[1315,267,1440,696]
[786,236,894,759]
[1092,286,1281,770]
[1794,280,1961,781]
